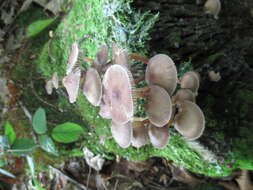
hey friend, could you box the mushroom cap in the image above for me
[103,64,134,124]
[146,85,172,127]
[145,54,178,95]
[83,68,102,106]
[66,42,79,75]
[174,100,205,140]
[172,89,196,103]
[45,80,53,95]
[111,121,132,148]
[131,125,150,148]
[180,72,200,94]
[148,123,169,148]
[112,42,129,68]
[96,44,108,65]
[62,68,81,103]
[52,72,59,89]
[204,0,221,19]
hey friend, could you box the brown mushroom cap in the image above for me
[146,85,172,127]
[103,64,134,124]
[174,100,205,140]
[62,68,81,103]
[172,89,196,103]
[111,121,132,148]
[148,123,169,148]
[112,42,129,68]
[131,125,150,148]
[180,72,200,94]
[145,54,178,95]
[96,44,108,65]
[66,42,79,75]
[83,68,102,106]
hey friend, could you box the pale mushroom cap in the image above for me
[174,100,205,140]
[145,54,178,95]
[180,72,200,94]
[112,42,129,68]
[131,125,150,148]
[148,123,169,148]
[204,0,221,19]
[62,68,81,103]
[66,42,79,75]
[52,72,59,89]
[146,85,172,127]
[111,121,132,148]
[83,68,102,106]
[45,80,53,95]
[172,89,196,103]
[103,64,134,124]
[96,44,108,65]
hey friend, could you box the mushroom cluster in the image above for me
[55,42,205,149]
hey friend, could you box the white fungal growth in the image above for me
[185,140,217,163]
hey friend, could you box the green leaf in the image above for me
[39,135,58,156]
[0,168,15,178]
[33,179,46,190]
[27,18,54,37]
[52,122,84,143]
[26,156,35,177]
[11,138,36,156]
[32,107,47,134]
[4,122,16,145]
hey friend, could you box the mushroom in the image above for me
[180,71,200,95]
[83,68,102,106]
[148,123,169,148]
[45,80,53,95]
[131,124,150,148]
[96,44,108,65]
[235,170,253,190]
[103,64,135,124]
[145,54,178,95]
[62,68,81,103]
[146,85,172,127]
[174,100,205,140]
[112,42,129,68]
[111,121,133,148]
[52,72,59,89]
[172,89,196,103]
[204,0,221,19]
[66,42,79,75]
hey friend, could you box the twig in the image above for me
[49,165,92,190]
[86,166,91,189]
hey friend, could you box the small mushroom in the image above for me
[45,80,53,95]
[96,44,108,65]
[62,68,81,103]
[83,68,102,106]
[174,100,205,140]
[172,89,196,103]
[145,54,178,95]
[204,0,221,19]
[131,125,150,148]
[148,123,169,148]
[208,70,221,82]
[112,42,129,68]
[66,42,79,75]
[180,71,200,95]
[111,121,133,148]
[103,64,135,124]
[52,72,59,89]
[146,85,172,127]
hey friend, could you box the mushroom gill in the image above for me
[174,100,205,140]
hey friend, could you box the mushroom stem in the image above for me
[128,53,149,64]
[133,118,149,127]
[134,77,145,84]
[134,86,150,98]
